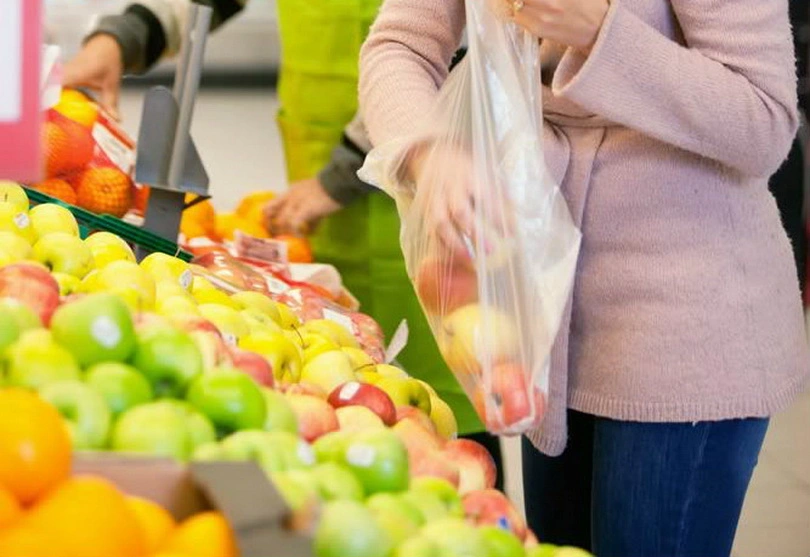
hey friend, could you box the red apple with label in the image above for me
[416,250,478,316]
[229,347,274,387]
[327,382,397,426]
[0,262,60,325]
[473,362,546,432]
[443,438,497,494]
[285,393,339,442]
[462,489,528,541]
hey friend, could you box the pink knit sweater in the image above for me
[360,0,810,455]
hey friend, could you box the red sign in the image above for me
[0,0,42,182]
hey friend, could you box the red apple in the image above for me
[327,381,397,426]
[415,251,478,316]
[285,393,339,442]
[392,415,444,460]
[473,362,546,432]
[396,405,439,434]
[281,382,328,399]
[443,438,498,494]
[462,489,528,541]
[230,347,274,388]
[411,449,461,488]
[0,263,60,325]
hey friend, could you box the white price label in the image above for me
[13,212,29,229]
[345,444,376,468]
[0,1,21,123]
[339,382,361,401]
[179,270,193,290]
[323,308,354,334]
[92,122,134,173]
[297,441,316,466]
[91,316,123,348]
[223,333,237,347]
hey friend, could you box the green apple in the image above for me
[83,231,135,269]
[197,303,250,345]
[301,319,359,349]
[4,329,81,389]
[342,347,376,372]
[301,350,356,394]
[85,361,153,417]
[0,232,32,261]
[186,368,267,435]
[230,291,281,323]
[400,490,449,522]
[312,430,353,463]
[366,493,424,545]
[0,202,35,244]
[526,546,559,557]
[421,517,487,557]
[32,232,94,279]
[340,428,409,495]
[410,477,464,517]
[239,332,302,383]
[271,470,320,511]
[0,182,29,212]
[40,379,112,450]
[310,462,364,501]
[376,376,432,415]
[131,325,204,397]
[50,293,136,367]
[314,500,394,557]
[52,272,81,296]
[192,441,229,461]
[111,400,216,461]
[261,388,298,434]
[140,252,192,291]
[0,308,20,353]
[542,547,592,557]
[29,204,79,238]
[394,536,440,557]
[480,526,527,557]
[437,304,519,375]
[220,430,315,473]
[80,260,156,312]
[0,298,41,331]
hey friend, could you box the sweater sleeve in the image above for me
[89,0,247,73]
[359,0,466,147]
[551,0,799,178]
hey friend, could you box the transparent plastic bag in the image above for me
[359,0,581,434]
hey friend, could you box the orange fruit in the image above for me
[126,496,177,554]
[43,119,94,178]
[0,485,22,529]
[134,185,151,214]
[235,191,275,219]
[181,194,217,239]
[74,166,133,217]
[54,100,99,129]
[215,213,269,241]
[1,476,148,557]
[275,234,314,263]
[58,89,92,104]
[0,389,72,505]
[162,511,237,557]
[30,178,77,205]
[0,524,50,557]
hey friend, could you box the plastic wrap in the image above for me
[359,1,581,434]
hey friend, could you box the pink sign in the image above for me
[0,0,42,182]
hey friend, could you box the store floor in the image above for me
[121,87,810,557]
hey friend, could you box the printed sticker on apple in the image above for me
[91,316,123,348]
[345,444,376,468]
[179,270,193,290]
[13,213,29,229]
[339,382,361,401]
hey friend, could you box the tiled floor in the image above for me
[120,87,810,556]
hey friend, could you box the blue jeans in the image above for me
[522,411,769,557]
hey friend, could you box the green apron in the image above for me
[275,0,481,434]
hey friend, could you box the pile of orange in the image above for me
[32,89,135,218]
[0,388,237,557]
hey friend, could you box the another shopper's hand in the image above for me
[62,34,124,120]
[509,0,610,52]
[263,178,342,235]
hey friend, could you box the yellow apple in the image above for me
[140,252,192,291]
[191,275,217,293]
[198,303,250,345]
[193,286,239,308]
[52,272,81,296]
[156,295,201,317]
[239,332,303,383]
[0,201,36,243]
[437,304,519,376]
[300,332,341,364]
[230,291,281,323]
[79,260,157,311]
[355,369,381,385]
[0,181,29,212]
[241,307,283,335]
[342,347,376,371]
[0,232,32,261]
[83,231,135,268]
[300,319,358,349]
[32,232,94,278]
[283,329,305,348]
[428,396,458,440]
[300,350,356,394]
[376,364,410,380]
[29,204,79,238]
[274,301,301,329]
[0,249,12,267]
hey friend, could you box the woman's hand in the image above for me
[263,178,342,235]
[62,34,124,120]
[509,0,609,52]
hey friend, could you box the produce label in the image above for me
[91,316,122,348]
[339,382,361,400]
[323,308,354,333]
[345,444,376,468]
[13,213,29,229]
[92,119,135,174]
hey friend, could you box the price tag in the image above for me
[266,277,290,295]
[385,319,409,364]
[323,308,354,333]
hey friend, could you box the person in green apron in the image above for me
[62,0,502,485]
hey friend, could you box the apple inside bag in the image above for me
[359,2,581,434]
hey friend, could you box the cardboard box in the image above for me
[74,454,314,557]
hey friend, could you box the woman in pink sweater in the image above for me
[360,0,809,555]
